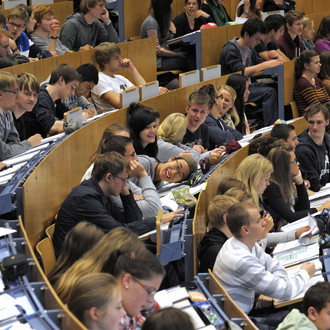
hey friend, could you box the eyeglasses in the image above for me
[8,22,26,29]
[133,277,157,296]
[124,151,137,158]
[2,89,20,95]
[290,158,298,164]
[112,174,129,184]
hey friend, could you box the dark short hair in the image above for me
[304,103,329,122]
[91,151,130,181]
[270,124,295,141]
[187,90,212,109]
[226,202,255,237]
[76,63,99,85]
[285,10,304,27]
[303,282,330,315]
[240,17,266,37]
[49,64,82,85]
[100,136,133,155]
[264,14,286,33]
[198,84,216,108]
[184,0,201,8]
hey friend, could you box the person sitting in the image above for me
[200,0,231,26]
[140,0,189,74]
[295,104,330,192]
[182,90,226,157]
[59,0,119,52]
[52,151,155,257]
[0,28,29,68]
[277,282,330,330]
[219,17,283,126]
[263,143,329,230]
[48,222,104,286]
[319,51,330,96]
[142,307,194,330]
[255,14,290,62]
[237,0,262,20]
[12,73,40,141]
[294,50,330,116]
[127,103,159,158]
[67,273,126,330]
[199,84,243,149]
[157,112,211,162]
[213,202,315,318]
[92,43,165,112]
[263,0,295,13]
[277,10,304,60]
[301,16,315,50]
[22,64,81,138]
[270,123,299,150]
[314,15,330,54]
[0,72,41,161]
[198,195,238,273]
[30,3,70,55]
[6,5,51,58]
[226,74,250,135]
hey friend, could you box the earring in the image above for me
[125,285,128,289]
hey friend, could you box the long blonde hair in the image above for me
[219,85,240,127]
[235,154,273,210]
[157,113,186,143]
[55,227,145,303]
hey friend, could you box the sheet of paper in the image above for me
[298,213,318,244]
[3,151,39,167]
[273,235,319,255]
[41,133,65,144]
[0,163,26,178]
[154,286,189,308]
[0,227,16,238]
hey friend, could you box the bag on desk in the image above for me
[315,208,330,248]
[0,254,29,282]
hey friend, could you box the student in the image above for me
[48,222,104,286]
[63,63,98,120]
[92,43,146,112]
[59,0,119,52]
[199,84,243,149]
[217,85,239,129]
[142,307,194,330]
[277,282,330,330]
[295,104,330,192]
[226,73,250,135]
[12,73,40,141]
[67,273,126,330]
[55,227,145,302]
[182,90,226,157]
[198,195,238,273]
[270,123,299,150]
[219,17,283,126]
[200,0,231,26]
[237,0,262,19]
[301,17,315,50]
[314,15,330,54]
[263,0,295,13]
[213,202,315,316]
[30,3,70,55]
[0,28,29,68]
[255,14,290,62]
[127,103,159,158]
[319,51,330,96]
[294,50,330,116]
[22,64,81,138]
[52,152,156,257]
[6,5,49,58]
[263,143,330,229]
[0,72,41,161]
[277,10,304,60]
[102,248,165,329]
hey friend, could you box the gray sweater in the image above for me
[0,108,31,161]
[30,33,70,55]
[59,12,119,51]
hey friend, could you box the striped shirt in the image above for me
[213,237,310,314]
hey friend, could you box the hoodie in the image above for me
[59,12,119,51]
[276,309,317,330]
[277,29,304,60]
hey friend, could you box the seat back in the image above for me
[36,237,56,276]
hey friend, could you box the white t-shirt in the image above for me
[91,72,134,112]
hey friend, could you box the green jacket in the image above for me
[277,309,318,330]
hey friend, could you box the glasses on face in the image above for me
[112,174,129,184]
[124,151,137,158]
[308,120,325,126]
[2,89,20,95]
[290,158,298,164]
[133,277,157,297]
[8,21,26,29]
[23,91,39,98]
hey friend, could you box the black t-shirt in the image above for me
[255,39,279,55]
[182,123,210,150]
[316,141,330,186]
